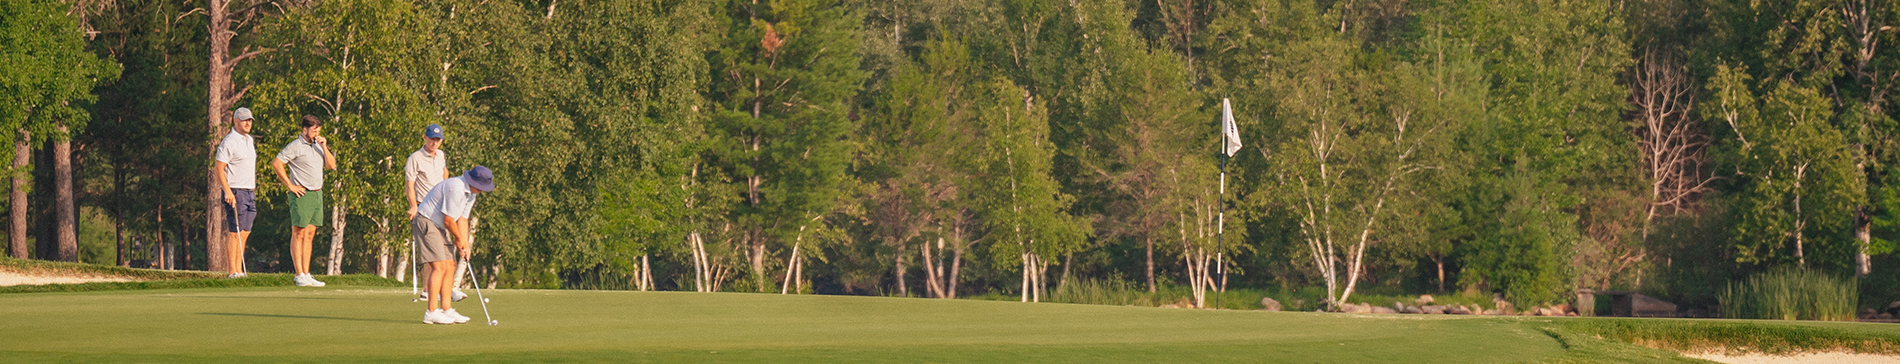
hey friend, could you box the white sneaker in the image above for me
[226,272,243,279]
[294,274,313,286]
[444,309,471,324]
[451,289,468,302]
[306,275,326,287]
[424,310,456,325]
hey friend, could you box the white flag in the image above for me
[1221,98,1243,157]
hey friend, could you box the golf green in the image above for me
[1,284,1706,363]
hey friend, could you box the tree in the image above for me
[0,0,120,260]
[973,77,1087,302]
[706,0,866,292]
[200,0,299,273]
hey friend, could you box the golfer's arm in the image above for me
[405,180,418,208]
[447,216,472,251]
[212,161,232,197]
[321,146,337,170]
[271,159,294,188]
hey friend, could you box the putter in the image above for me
[462,259,498,326]
[410,238,422,302]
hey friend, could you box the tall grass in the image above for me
[1718,268,1857,321]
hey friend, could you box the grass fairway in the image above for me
[2,283,1887,363]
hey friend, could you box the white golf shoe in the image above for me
[444,309,472,324]
[306,275,326,287]
[451,289,468,302]
[424,310,457,325]
[294,274,314,286]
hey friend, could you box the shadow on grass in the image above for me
[198,312,411,324]
[171,295,346,300]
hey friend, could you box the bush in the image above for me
[1718,268,1857,321]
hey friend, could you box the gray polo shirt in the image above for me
[275,137,328,190]
[214,131,257,189]
[419,176,478,229]
[405,147,448,207]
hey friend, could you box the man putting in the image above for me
[213,107,258,278]
[272,115,337,287]
[406,124,465,301]
[415,166,494,325]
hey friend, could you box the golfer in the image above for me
[405,124,464,301]
[272,115,337,287]
[213,107,258,278]
[415,166,494,325]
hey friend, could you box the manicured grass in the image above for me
[0,256,222,281]
[0,256,402,293]
[1557,317,1900,355]
[0,285,1735,363]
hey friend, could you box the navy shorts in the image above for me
[224,189,257,232]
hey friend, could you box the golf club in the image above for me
[462,259,497,325]
[410,238,421,302]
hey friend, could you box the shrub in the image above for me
[1718,267,1857,321]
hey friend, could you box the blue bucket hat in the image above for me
[464,166,494,192]
[425,124,444,139]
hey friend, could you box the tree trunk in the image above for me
[948,247,961,299]
[1857,208,1872,277]
[1145,237,1155,293]
[326,194,345,275]
[55,126,75,262]
[376,244,389,278]
[894,243,907,297]
[115,158,126,267]
[920,238,940,297]
[10,130,28,259]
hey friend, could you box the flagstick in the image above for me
[1216,154,1226,310]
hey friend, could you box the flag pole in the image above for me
[1217,152,1226,310]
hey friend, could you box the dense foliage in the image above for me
[12,0,1900,311]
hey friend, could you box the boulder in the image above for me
[1553,304,1574,315]
[1482,309,1501,315]
[1415,294,1436,305]
[1160,304,1183,309]
[1880,313,1894,320]
[1340,303,1371,313]
[1260,297,1283,312]
[1860,308,1879,320]
[1371,306,1398,314]
[1421,305,1446,314]
[1402,305,1423,314]
[1886,300,1900,315]
[1445,306,1470,315]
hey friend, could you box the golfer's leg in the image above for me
[294,226,312,274]
[434,261,456,311]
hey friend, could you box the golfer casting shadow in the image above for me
[271,115,337,287]
[413,166,494,325]
[212,107,259,278]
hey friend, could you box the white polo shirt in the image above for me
[213,130,257,189]
[418,176,478,228]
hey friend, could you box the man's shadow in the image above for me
[198,312,412,324]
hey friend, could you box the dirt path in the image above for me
[1689,352,1900,364]
[0,270,136,286]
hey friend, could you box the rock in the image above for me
[1260,297,1283,312]
[1482,309,1501,315]
[1421,305,1445,314]
[1880,313,1894,320]
[1553,304,1574,315]
[1340,303,1371,313]
[1371,306,1398,314]
[1415,294,1436,305]
[1886,301,1900,315]
[1860,308,1878,320]
[1445,306,1470,315]
[1160,304,1183,309]
[1566,312,1578,317]
[1468,304,1483,315]
[1402,305,1422,314]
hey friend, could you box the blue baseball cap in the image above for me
[464,166,494,192]
[425,124,444,139]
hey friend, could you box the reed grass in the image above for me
[1718,268,1857,321]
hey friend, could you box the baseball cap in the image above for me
[464,166,494,192]
[425,124,444,139]
[234,108,254,121]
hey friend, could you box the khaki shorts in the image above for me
[412,216,457,263]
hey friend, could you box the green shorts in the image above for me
[289,189,324,227]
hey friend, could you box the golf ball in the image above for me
[483,298,490,303]
[489,320,499,325]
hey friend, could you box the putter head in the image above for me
[489,320,499,326]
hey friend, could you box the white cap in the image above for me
[233,107,253,121]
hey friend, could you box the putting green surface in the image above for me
[0,284,1730,363]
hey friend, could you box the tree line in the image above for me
[5,0,1897,309]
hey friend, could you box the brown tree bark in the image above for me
[10,130,28,260]
[55,126,75,262]
[203,0,274,273]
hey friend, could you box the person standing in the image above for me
[405,124,463,301]
[213,108,258,278]
[271,115,337,287]
[415,166,494,325]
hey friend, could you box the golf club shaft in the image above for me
[463,259,492,324]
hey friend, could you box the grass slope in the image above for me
[0,285,1764,363]
[0,257,402,293]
